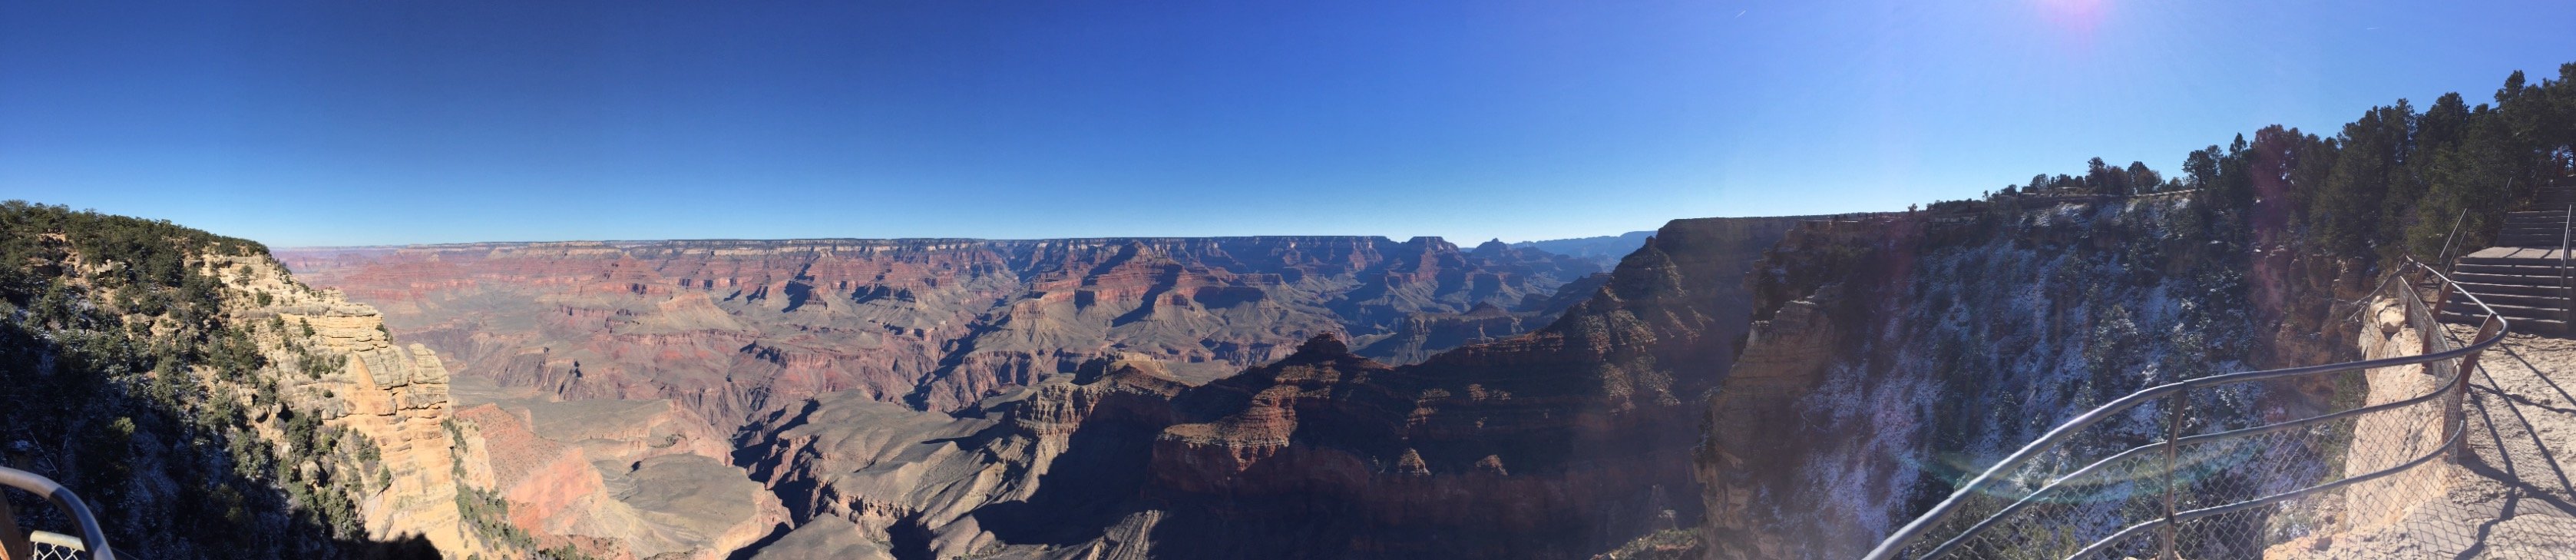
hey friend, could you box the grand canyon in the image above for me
[263,226,1799,558]
[8,4,2576,560]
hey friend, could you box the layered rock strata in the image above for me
[445,379,789,559]
[210,253,481,555]
[729,217,1814,559]
[279,237,1602,426]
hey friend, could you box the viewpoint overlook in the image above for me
[5,3,2576,559]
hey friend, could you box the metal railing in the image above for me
[1863,258,2508,560]
[0,466,115,560]
[2432,207,2466,273]
[2559,203,2571,327]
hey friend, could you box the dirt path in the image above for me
[2275,330,2576,558]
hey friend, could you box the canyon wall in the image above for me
[219,255,481,557]
[442,387,789,559]
[726,216,1814,559]
[279,237,1602,426]
[0,204,477,558]
[1695,197,2369,559]
[2,204,818,559]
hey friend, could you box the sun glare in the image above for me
[2036,0,2110,37]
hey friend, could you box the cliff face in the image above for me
[727,355,1195,559]
[0,204,807,559]
[1133,216,1814,558]
[445,392,789,560]
[1694,198,2365,559]
[0,204,471,558]
[727,217,1813,559]
[221,255,478,556]
[278,237,1602,425]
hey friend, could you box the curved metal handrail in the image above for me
[1910,366,2467,560]
[0,466,117,560]
[1863,258,2507,560]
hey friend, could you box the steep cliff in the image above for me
[1694,196,2366,559]
[230,255,479,557]
[0,201,471,558]
[443,390,789,560]
[279,237,1603,426]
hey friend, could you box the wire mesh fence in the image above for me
[0,466,111,560]
[28,530,92,560]
[1861,260,2575,560]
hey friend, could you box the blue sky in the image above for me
[3,1,2571,247]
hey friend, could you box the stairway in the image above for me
[2443,187,2576,336]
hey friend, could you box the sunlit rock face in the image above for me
[37,246,484,556]
[198,253,480,555]
[279,237,1603,426]
[445,393,789,560]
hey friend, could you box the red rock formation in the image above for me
[279,237,1602,427]
[451,399,789,560]
[723,217,1814,559]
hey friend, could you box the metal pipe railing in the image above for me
[2433,207,2466,273]
[0,466,116,560]
[2559,202,2570,328]
[1862,257,2506,560]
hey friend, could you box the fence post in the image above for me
[2431,277,2455,327]
[2159,394,2184,560]
[2448,316,2502,463]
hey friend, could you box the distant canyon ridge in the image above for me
[276,235,1634,426]
[272,225,1793,558]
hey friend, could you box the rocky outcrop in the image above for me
[0,204,478,558]
[730,354,1192,559]
[279,237,1605,426]
[444,378,788,559]
[746,517,897,560]
[206,253,483,556]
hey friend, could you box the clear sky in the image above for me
[3,1,2571,247]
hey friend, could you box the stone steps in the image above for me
[2455,263,2568,275]
[2450,271,2572,286]
[2446,290,2569,309]
[2495,211,2567,247]
[2450,280,2568,297]
[2460,247,2571,266]
[2445,237,2574,336]
[2442,310,2570,336]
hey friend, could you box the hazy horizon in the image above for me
[8,1,2574,247]
[266,228,1665,250]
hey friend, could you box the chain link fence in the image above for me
[0,466,111,560]
[1863,260,2555,560]
[27,530,93,560]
